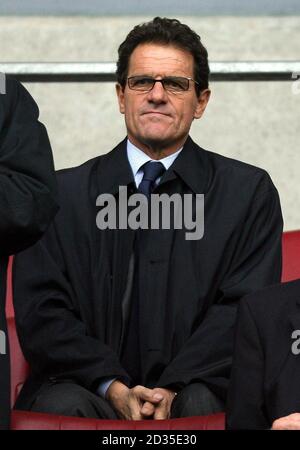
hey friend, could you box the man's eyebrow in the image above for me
[129,74,184,78]
[129,74,155,78]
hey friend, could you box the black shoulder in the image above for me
[206,146,271,183]
[0,77,39,127]
[241,279,300,319]
[191,139,277,200]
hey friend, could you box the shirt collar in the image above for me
[126,138,183,178]
[95,136,208,196]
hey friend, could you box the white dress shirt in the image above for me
[126,138,182,188]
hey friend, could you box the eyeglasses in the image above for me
[127,76,199,93]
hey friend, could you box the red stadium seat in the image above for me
[282,230,300,282]
[6,230,300,429]
[10,409,225,430]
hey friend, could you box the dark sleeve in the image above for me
[157,174,283,397]
[226,299,269,429]
[0,78,58,255]
[13,220,131,391]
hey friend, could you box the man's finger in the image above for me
[154,404,168,420]
[128,398,143,421]
[141,401,155,417]
[133,385,164,403]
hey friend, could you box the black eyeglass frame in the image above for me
[127,75,200,92]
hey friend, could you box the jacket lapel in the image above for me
[159,135,210,195]
[93,139,137,352]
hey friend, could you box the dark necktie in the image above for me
[120,161,165,385]
[138,161,166,198]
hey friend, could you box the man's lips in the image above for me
[142,111,171,117]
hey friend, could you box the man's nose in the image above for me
[147,81,168,103]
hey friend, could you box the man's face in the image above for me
[116,43,210,156]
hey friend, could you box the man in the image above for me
[13,17,282,421]
[0,77,58,429]
[227,279,300,430]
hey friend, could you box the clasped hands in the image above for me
[106,380,177,420]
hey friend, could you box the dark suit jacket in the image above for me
[13,136,283,411]
[227,279,300,429]
[0,78,58,429]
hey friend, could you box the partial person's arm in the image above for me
[0,78,58,254]
[226,298,269,429]
[228,295,300,429]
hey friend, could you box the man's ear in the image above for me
[194,88,211,119]
[116,83,125,114]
